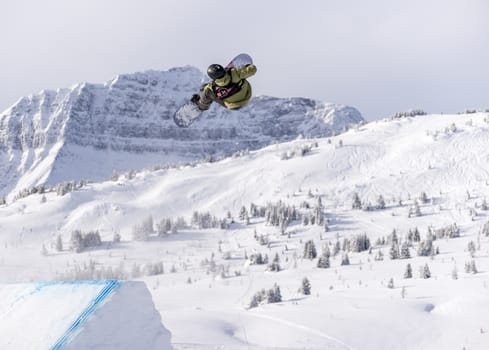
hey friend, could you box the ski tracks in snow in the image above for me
[245,311,356,350]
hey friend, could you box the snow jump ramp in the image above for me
[0,280,172,350]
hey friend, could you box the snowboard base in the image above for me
[173,102,203,128]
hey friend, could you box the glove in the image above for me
[191,94,200,104]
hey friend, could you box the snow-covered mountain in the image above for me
[2,111,489,349]
[0,67,363,197]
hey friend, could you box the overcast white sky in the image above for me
[1,0,488,119]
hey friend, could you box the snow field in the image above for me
[1,112,489,348]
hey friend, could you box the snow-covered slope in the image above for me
[2,112,489,349]
[0,280,172,350]
[0,67,363,198]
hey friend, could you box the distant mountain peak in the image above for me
[0,67,364,196]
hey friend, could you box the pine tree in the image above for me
[375,249,384,261]
[400,242,411,259]
[376,195,386,210]
[41,244,48,256]
[408,200,422,217]
[352,192,362,209]
[468,241,476,258]
[413,227,421,242]
[300,277,311,295]
[303,240,317,259]
[407,229,414,242]
[351,233,371,252]
[482,199,488,211]
[389,229,399,245]
[333,241,341,256]
[404,264,413,278]
[389,242,400,260]
[249,294,260,309]
[113,233,121,243]
[387,278,394,289]
[417,237,434,257]
[419,192,429,204]
[56,235,63,252]
[239,206,248,221]
[273,283,282,302]
[341,253,350,266]
[465,260,478,274]
[451,265,458,280]
[421,264,431,279]
[268,253,281,272]
[70,230,84,253]
[317,247,331,268]
[471,260,478,274]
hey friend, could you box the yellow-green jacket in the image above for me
[203,64,257,109]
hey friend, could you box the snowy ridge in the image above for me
[0,67,363,197]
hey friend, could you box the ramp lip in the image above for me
[49,280,122,350]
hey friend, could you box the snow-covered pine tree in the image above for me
[300,277,311,295]
[113,232,121,243]
[265,288,277,304]
[333,240,341,256]
[482,199,488,211]
[70,230,84,253]
[239,206,248,221]
[376,195,386,210]
[341,253,350,266]
[352,192,362,209]
[303,240,317,259]
[56,235,63,252]
[375,249,384,261]
[419,192,429,204]
[351,233,371,252]
[317,247,331,268]
[41,244,48,256]
[408,200,422,217]
[268,253,281,272]
[413,227,421,242]
[465,260,478,274]
[249,292,261,309]
[451,265,458,280]
[467,241,476,258]
[272,283,282,302]
[421,264,431,279]
[404,263,413,278]
[387,278,394,289]
[483,221,489,237]
[389,242,400,260]
[389,229,399,245]
[417,236,434,257]
[400,242,411,259]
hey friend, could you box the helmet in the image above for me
[207,64,226,80]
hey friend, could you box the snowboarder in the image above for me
[191,62,257,111]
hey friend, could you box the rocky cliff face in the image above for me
[0,66,364,196]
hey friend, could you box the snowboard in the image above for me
[173,53,253,128]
